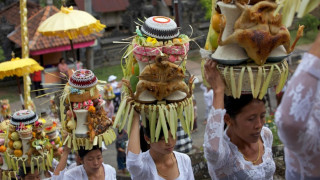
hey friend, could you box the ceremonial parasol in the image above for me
[37,6,105,62]
[0,55,43,108]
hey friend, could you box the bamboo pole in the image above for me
[20,0,35,110]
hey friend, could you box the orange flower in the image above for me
[88,106,96,113]
[14,149,23,157]
[0,145,6,152]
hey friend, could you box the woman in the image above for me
[53,145,116,180]
[19,167,41,180]
[127,111,194,180]
[58,58,69,84]
[203,60,275,179]
[108,75,122,112]
[275,32,320,179]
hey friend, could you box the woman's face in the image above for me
[230,99,266,143]
[149,132,177,155]
[82,149,103,171]
[23,169,40,180]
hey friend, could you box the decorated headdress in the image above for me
[43,117,62,159]
[113,16,195,142]
[60,69,116,150]
[202,0,304,99]
[0,99,11,119]
[1,110,52,177]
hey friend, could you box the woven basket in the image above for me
[69,88,100,103]
[217,59,289,99]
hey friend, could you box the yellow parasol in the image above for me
[0,56,43,109]
[0,57,43,79]
[37,6,105,61]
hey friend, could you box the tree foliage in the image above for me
[39,0,69,8]
[0,47,5,62]
[200,0,212,20]
[295,14,320,37]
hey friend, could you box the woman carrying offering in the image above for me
[52,145,116,180]
[203,60,275,179]
[127,111,194,180]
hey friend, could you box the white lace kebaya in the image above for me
[275,53,320,180]
[204,107,275,179]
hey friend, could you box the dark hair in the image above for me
[59,58,64,63]
[78,145,102,159]
[224,94,266,120]
[142,117,170,139]
[18,166,37,178]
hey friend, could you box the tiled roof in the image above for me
[74,0,129,13]
[7,5,97,53]
[152,0,173,6]
[0,1,41,27]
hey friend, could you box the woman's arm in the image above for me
[127,111,140,154]
[126,111,146,178]
[53,146,71,175]
[203,60,230,172]
[275,32,320,153]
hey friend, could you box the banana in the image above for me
[113,98,127,128]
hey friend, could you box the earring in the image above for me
[147,141,150,144]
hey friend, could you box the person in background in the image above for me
[192,98,198,132]
[58,58,69,84]
[275,32,320,179]
[76,60,82,70]
[104,99,115,120]
[31,70,45,96]
[108,75,122,112]
[174,120,193,154]
[116,129,128,174]
[103,83,115,119]
[18,166,41,180]
[200,83,213,124]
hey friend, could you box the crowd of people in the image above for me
[1,31,319,180]
[55,31,319,180]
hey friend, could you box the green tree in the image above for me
[39,0,69,8]
[0,47,5,62]
[295,14,320,37]
[200,0,213,20]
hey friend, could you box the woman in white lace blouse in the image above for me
[127,111,194,180]
[203,60,275,179]
[275,32,320,180]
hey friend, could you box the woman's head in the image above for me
[224,94,266,143]
[59,58,65,63]
[78,146,103,171]
[143,118,176,155]
[19,166,40,180]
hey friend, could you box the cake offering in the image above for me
[2,110,52,175]
[114,16,195,142]
[61,69,115,150]
[202,0,304,99]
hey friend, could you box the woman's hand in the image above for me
[204,60,225,94]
